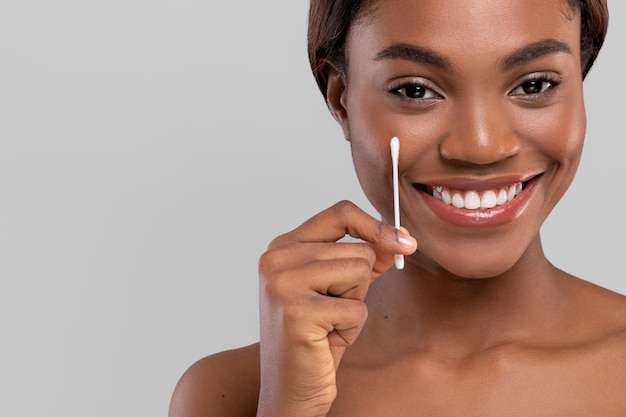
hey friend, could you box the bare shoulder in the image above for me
[168,343,260,417]
[570,275,626,331]
[568,278,626,406]
[567,276,626,361]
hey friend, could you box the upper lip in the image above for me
[413,173,542,191]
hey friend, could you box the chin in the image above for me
[413,247,523,280]
[441,262,513,280]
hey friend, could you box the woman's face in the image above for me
[335,0,585,278]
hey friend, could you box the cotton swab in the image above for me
[390,136,404,270]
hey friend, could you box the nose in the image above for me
[439,99,521,165]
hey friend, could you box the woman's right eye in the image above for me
[390,82,441,100]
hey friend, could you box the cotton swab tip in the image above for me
[390,136,400,160]
[394,254,404,270]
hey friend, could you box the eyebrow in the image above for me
[500,39,572,70]
[373,39,573,72]
[374,43,453,71]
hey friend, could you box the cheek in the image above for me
[348,120,391,217]
[346,92,443,220]
[520,97,586,172]
[346,98,399,219]
[516,95,587,212]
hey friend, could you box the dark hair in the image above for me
[307,0,609,99]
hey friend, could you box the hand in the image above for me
[256,201,417,417]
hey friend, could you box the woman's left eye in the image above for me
[510,77,560,96]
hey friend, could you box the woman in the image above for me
[169,0,626,415]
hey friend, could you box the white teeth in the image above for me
[507,186,516,201]
[464,191,481,209]
[480,190,497,209]
[496,189,508,205]
[430,182,523,210]
[442,189,452,205]
[433,187,443,201]
[452,193,465,208]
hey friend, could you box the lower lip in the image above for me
[417,178,539,228]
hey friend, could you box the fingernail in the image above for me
[397,229,415,247]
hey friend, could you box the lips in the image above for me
[415,176,540,227]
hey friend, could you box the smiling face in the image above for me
[327,0,586,278]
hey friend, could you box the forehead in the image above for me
[349,0,580,64]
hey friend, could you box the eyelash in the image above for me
[388,80,442,103]
[388,74,562,103]
[509,74,562,99]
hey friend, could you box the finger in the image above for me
[307,297,369,349]
[259,241,376,274]
[261,256,374,302]
[270,200,417,255]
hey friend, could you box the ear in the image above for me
[325,64,351,141]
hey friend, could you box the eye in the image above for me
[509,75,561,96]
[390,82,441,100]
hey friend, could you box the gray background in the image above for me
[0,1,623,416]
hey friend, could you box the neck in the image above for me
[364,235,566,360]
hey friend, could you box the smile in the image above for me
[429,182,523,210]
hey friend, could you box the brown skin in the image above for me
[169,0,626,416]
